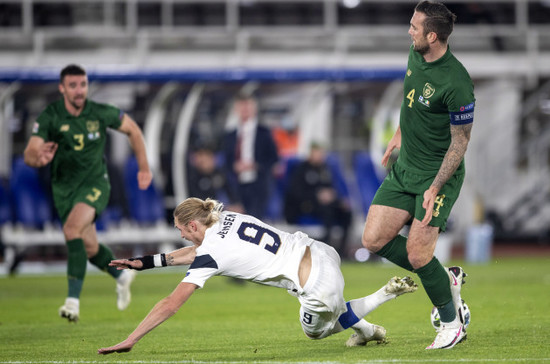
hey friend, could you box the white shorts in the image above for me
[298,240,347,339]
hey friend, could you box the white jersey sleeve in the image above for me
[182,212,313,292]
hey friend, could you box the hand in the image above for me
[109,258,143,270]
[421,187,438,226]
[382,128,401,167]
[233,160,256,173]
[137,170,153,190]
[317,188,336,204]
[38,142,58,166]
[98,339,135,355]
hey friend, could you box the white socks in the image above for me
[348,286,395,319]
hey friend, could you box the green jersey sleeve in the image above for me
[33,105,55,140]
[93,102,124,130]
[445,66,475,125]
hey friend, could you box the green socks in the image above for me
[375,235,414,272]
[66,238,87,299]
[89,243,121,279]
[415,257,456,322]
[375,237,456,323]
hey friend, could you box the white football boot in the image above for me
[426,318,466,349]
[447,266,468,325]
[346,325,387,347]
[59,297,80,323]
[383,276,418,297]
[116,269,136,311]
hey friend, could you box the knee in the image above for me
[63,222,82,241]
[407,251,431,270]
[361,230,387,253]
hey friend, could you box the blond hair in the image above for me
[173,197,224,228]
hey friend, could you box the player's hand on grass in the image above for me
[97,339,135,355]
[137,169,153,190]
[109,258,143,270]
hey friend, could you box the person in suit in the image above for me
[284,143,352,258]
[222,94,279,219]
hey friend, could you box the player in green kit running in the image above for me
[23,64,153,323]
[361,1,475,349]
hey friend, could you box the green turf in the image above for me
[1,257,549,363]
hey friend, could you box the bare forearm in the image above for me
[430,124,472,192]
[126,298,180,344]
[23,149,42,167]
[166,246,196,266]
[128,131,149,172]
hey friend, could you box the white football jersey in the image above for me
[182,211,313,293]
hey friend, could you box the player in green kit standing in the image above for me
[24,64,153,323]
[361,1,475,349]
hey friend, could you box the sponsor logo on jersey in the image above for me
[86,120,100,132]
[418,95,431,108]
[60,124,70,132]
[459,102,475,112]
[423,83,435,99]
[407,69,412,77]
[32,122,39,133]
[87,132,101,140]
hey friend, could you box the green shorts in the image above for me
[53,178,111,224]
[371,162,464,232]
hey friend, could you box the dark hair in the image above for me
[415,1,457,43]
[60,64,86,83]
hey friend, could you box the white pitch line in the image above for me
[1,359,550,364]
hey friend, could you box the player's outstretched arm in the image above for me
[118,114,152,190]
[166,246,197,266]
[109,246,197,271]
[98,282,197,355]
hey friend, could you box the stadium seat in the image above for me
[124,156,165,224]
[0,180,12,225]
[9,156,53,228]
[353,152,383,215]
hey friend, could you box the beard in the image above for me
[69,96,85,110]
[413,41,430,55]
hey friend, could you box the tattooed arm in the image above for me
[165,246,197,266]
[421,123,473,226]
[109,246,197,270]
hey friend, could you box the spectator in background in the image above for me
[187,145,244,213]
[222,94,279,219]
[283,143,352,259]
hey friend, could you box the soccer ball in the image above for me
[430,300,470,330]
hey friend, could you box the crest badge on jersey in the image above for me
[86,120,101,140]
[423,83,435,98]
[32,122,39,133]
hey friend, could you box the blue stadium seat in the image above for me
[353,152,383,214]
[9,156,53,228]
[124,156,165,224]
[0,180,12,225]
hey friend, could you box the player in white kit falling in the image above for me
[98,198,417,355]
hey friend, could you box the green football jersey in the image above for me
[398,45,475,176]
[32,99,123,199]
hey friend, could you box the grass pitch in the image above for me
[1,257,549,363]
